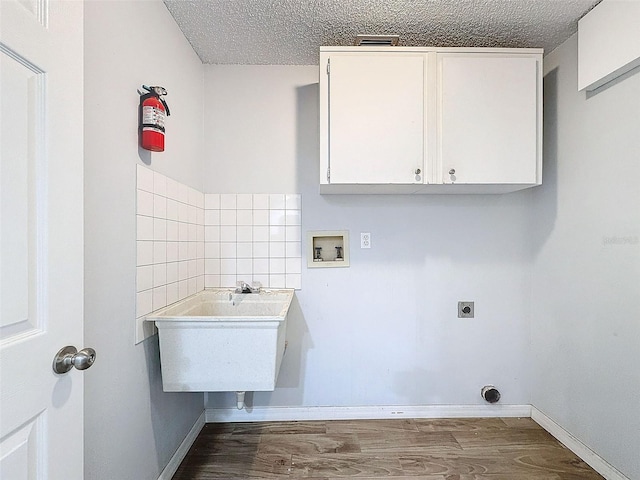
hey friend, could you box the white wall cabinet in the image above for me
[327,54,426,185]
[319,47,542,194]
[578,0,640,91]
[438,53,540,186]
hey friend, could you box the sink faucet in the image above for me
[235,281,260,294]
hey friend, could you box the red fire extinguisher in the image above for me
[139,85,170,152]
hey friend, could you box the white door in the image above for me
[1,1,85,478]
[438,53,539,184]
[328,54,425,184]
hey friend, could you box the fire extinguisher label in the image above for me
[142,105,166,129]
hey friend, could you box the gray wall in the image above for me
[83,2,204,479]
[203,65,533,409]
[531,34,640,479]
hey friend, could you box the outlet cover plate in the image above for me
[361,232,371,248]
[458,301,474,318]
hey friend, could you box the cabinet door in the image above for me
[328,54,425,184]
[439,54,539,184]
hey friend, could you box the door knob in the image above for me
[449,168,456,175]
[53,346,96,374]
[415,168,421,175]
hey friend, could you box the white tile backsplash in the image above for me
[270,209,286,226]
[285,257,302,274]
[236,194,252,210]
[269,194,285,209]
[153,241,167,264]
[220,209,236,225]
[136,166,206,343]
[166,199,179,221]
[205,193,220,209]
[269,258,286,274]
[167,221,179,242]
[237,226,252,242]
[253,242,269,257]
[166,282,179,305]
[137,190,154,216]
[153,218,166,241]
[137,241,154,266]
[269,274,286,288]
[253,194,269,209]
[220,225,236,242]
[205,242,220,258]
[188,205,198,224]
[178,280,189,298]
[237,209,252,226]
[285,210,301,226]
[237,242,253,258]
[178,183,189,204]
[285,226,301,241]
[220,193,237,209]
[269,242,286,258]
[136,290,153,318]
[220,243,236,258]
[203,193,302,290]
[285,242,301,258]
[153,171,167,197]
[137,215,154,241]
[205,259,220,274]
[253,209,269,226]
[166,242,178,262]
[220,274,236,288]
[178,202,189,223]
[253,274,269,287]
[137,164,302,343]
[237,258,253,275]
[167,262,179,283]
[137,265,153,292]
[253,258,269,274]
[178,261,188,281]
[285,194,301,210]
[253,226,269,242]
[178,242,188,261]
[152,286,167,311]
[137,165,154,193]
[153,194,166,218]
[188,187,202,208]
[269,226,285,242]
[166,177,179,201]
[204,209,220,225]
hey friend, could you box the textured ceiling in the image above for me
[163,0,602,65]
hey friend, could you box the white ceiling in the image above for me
[163,0,602,65]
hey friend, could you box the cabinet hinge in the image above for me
[326,59,330,75]
[327,167,330,182]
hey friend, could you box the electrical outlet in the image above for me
[361,232,371,248]
[458,301,474,318]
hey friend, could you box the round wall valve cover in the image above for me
[481,385,501,403]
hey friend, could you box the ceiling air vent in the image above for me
[354,35,400,46]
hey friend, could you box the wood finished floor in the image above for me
[172,418,604,479]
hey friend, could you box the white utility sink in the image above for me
[147,288,294,394]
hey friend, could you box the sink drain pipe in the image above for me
[236,391,246,410]
[481,385,501,403]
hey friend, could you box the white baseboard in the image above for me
[205,404,531,423]
[531,407,629,480]
[157,410,205,480]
